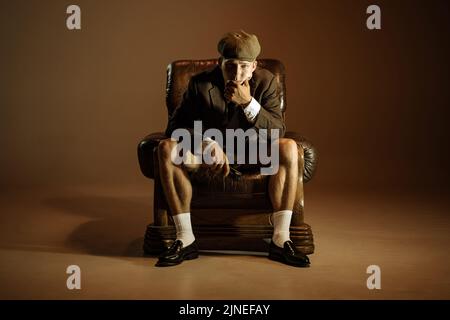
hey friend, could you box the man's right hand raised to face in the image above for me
[224,79,252,107]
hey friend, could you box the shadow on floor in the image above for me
[39,193,293,261]
[42,194,152,258]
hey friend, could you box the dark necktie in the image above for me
[226,101,241,129]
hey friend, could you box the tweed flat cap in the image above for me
[217,30,261,61]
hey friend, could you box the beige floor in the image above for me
[0,183,449,300]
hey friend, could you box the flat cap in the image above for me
[217,30,261,62]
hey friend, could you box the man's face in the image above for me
[220,58,257,84]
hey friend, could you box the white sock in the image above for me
[172,212,195,247]
[272,210,293,248]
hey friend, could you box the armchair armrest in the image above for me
[284,131,318,183]
[137,132,167,179]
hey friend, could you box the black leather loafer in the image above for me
[268,240,310,267]
[155,240,199,267]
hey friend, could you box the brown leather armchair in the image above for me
[138,59,318,255]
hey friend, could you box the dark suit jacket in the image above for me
[165,65,286,140]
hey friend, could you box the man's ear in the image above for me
[252,60,257,72]
[218,56,224,66]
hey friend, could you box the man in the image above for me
[156,30,310,267]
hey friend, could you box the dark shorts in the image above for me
[187,138,276,181]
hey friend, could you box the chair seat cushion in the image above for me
[191,161,265,187]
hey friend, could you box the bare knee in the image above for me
[278,138,298,165]
[158,138,177,163]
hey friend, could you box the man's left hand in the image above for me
[224,79,252,106]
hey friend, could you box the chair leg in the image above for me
[290,224,315,255]
[192,223,314,254]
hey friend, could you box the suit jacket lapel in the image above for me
[207,66,227,114]
[208,85,227,114]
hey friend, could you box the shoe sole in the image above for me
[155,251,199,267]
[268,252,310,268]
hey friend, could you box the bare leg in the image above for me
[156,139,219,266]
[266,138,310,267]
[268,138,299,212]
[158,139,198,215]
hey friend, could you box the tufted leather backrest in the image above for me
[166,59,287,116]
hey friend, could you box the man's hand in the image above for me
[201,141,230,177]
[224,79,252,106]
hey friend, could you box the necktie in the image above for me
[226,102,240,129]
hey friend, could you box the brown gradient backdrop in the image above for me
[1,0,449,192]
